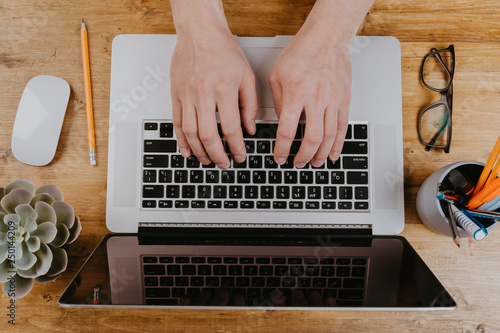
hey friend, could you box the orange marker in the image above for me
[472,136,500,196]
[81,19,97,166]
[468,176,500,209]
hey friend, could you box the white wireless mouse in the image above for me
[11,75,70,166]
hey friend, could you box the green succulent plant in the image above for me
[0,180,82,299]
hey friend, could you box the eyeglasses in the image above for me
[418,45,455,153]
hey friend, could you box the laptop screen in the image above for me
[59,233,456,309]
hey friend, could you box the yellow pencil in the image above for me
[81,19,97,166]
[472,136,500,196]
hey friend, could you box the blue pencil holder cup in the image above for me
[416,161,498,238]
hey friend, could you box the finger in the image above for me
[269,70,283,118]
[171,95,191,158]
[210,288,230,306]
[231,292,245,306]
[325,297,338,307]
[180,298,192,305]
[290,290,308,307]
[217,89,247,164]
[271,289,287,306]
[182,103,212,165]
[194,291,212,305]
[311,105,338,167]
[329,99,350,161]
[274,106,301,165]
[294,104,324,168]
[306,291,324,306]
[240,71,259,136]
[196,102,231,169]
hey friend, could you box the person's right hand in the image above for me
[170,27,259,169]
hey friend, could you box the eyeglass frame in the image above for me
[418,45,455,153]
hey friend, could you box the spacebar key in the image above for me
[144,140,177,153]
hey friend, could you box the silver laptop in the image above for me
[58,35,456,309]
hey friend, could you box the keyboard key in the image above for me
[353,258,367,265]
[267,277,281,287]
[337,266,350,277]
[182,185,196,198]
[273,201,287,209]
[331,171,345,184]
[175,200,189,208]
[321,201,336,209]
[171,155,185,168]
[213,186,227,199]
[144,122,158,131]
[244,140,255,153]
[305,201,320,209]
[343,278,365,289]
[343,157,368,169]
[159,257,173,263]
[315,171,329,184]
[307,186,321,199]
[249,156,263,168]
[347,172,368,184]
[160,276,174,286]
[237,277,250,287]
[159,170,172,183]
[159,123,174,137]
[253,171,266,183]
[224,201,238,209]
[339,289,364,300]
[143,185,163,198]
[144,277,158,286]
[355,187,369,199]
[191,200,205,208]
[143,170,156,183]
[328,278,341,288]
[352,266,367,277]
[292,186,306,199]
[265,156,279,169]
[323,186,337,199]
[206,277,220,287]
[305,266,319,276]
[354,124,368,139]
[259,266,274,276]
[280,156,295,169]
[198,265,212,275]
[289,201,303,209]
[244,265,258,276]
[284,171,298,183]
[276,186,290,199]
[214,265,227,275]
[229,186,243,199]
[143,257,158,263]
[321,266,335,276]
[172,288,185,298]
[339,187,353,199]
[144,140,177,153]
[300,171,314,184]
[257,141,271,153]
[289,141,301,154]
[338,202,352,209]
[312,278,326,288]
[237,171,251,183]
[208,257,222,264]
[282,277,296,287]
[190,276,204,287]
[248,288,262,298]
[255,124,278,138]
[206,170,219,183]
[224,257,238,264]
[345,124,352,139]
[221,170,235,183]
[233,160,247,168]
[261,186,274,199]
[144,155,168,168]
[198,185,211,199]
[207,200,222,208]
[182,265,196,275]
[240,201,254,209]
[327,159,341,169]
[145,288,170,298]
[221,277,235,287]
[191,257,206,263]
[256,201,271,209]
[342,141,368,155]
[186,155,200,168]
[202,161,216,168]
[244,186,258,199]
[144,265,165,275]
[355,202,369,210]
[190,170,204,183]
[268,171,282,183]
[174,170,188,183]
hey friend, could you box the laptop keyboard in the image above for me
[142,255,368,306]
[142,121,369,211]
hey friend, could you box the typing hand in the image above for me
[269,31,352,168]
[170,30,259,169]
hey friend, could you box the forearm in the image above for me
[299,0,375,49]
[169,0,231,38]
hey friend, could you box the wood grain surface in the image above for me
[1,0,499,332]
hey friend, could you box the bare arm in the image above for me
[270,0,375,167]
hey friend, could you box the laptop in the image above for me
[58,35,456,309]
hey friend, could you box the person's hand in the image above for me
[269,32,352,168]
[169,1,259,169]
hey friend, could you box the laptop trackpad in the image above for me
[112,122,138,207]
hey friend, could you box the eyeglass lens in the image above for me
[419,103,450,147]
[422,50,453,90]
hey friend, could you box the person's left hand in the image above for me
[269,32,352,168]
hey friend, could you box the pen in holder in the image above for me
[416,161,499,238]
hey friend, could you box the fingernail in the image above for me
[199,157,211,165]
[234,155,244,163]
[276,157,286,165]
[180,148,190,157]
[330,151,340,161]
[312,159,324,167]
[295,162,306,169]
[217,163,229,169]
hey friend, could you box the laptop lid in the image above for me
[58,232,456,310]
[106,35,404,235]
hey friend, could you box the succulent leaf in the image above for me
[15,204,38,227]
[4,214,21,228]
[48,224,70,248]
[1,188,33,214]
[4,180,35,196]
[26,235,41,252]
[31,222,57,243]
[52,201,75,229]
[0,243,8,263]
[0,260,13,283]
[34,243,53,276]
[24,216,37,233]
[46,246,68,277]
[14,243,37,270]
[34,274,60,283]
[17,265,39,279]
[36,185,63,201]
[30,193,55,207]
[2,274,33,299]
[66,217,82,244]
[34,201,57,225]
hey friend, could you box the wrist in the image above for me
[170,0,231,38]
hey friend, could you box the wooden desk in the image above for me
[1,0,499,331]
